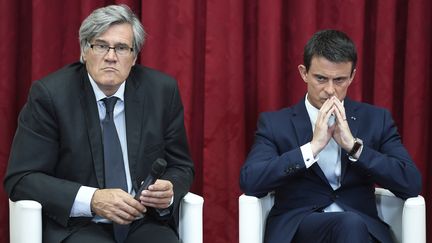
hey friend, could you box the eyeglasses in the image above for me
[90,43,134,56]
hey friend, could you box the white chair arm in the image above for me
[375,188,426,243]
[402,195,425,243]
[179,192,204,243]
[239,193,274,243]
[9,199,42,243]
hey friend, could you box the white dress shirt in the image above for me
[70,74,132,217]
[300,94,344,212]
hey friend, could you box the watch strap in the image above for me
[348,138,362,157]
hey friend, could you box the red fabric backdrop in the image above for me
[1,0,431,242]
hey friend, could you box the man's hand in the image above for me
[331,97,355,151]
[91,189,146,225]
[311,98,336,156]
[138,179,174,209]
[311,96,356,156]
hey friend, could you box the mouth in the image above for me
[102,67,118,72]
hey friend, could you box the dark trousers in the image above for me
[292,211,379,243]
[61,217,179,243]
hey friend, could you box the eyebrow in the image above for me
[312,74,349,80]
[93,39,131,46]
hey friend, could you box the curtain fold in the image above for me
[0,1,431,242]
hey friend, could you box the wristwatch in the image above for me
[348,138,363,157]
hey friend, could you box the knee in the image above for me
[334,212,368,233]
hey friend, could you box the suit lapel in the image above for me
[291,100,313,145]
[124,68,145,191]
[79,69,105,188]
[291,99,330,185]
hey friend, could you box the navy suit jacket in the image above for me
[240,97,421,243]
[4,62,194,242]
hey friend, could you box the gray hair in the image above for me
[79,4,146,62]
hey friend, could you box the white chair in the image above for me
[9,192,204,243]
[239,188,425,243]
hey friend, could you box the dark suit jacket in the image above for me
[240,97,421,243]
[4,62,194,242]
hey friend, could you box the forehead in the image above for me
[93,23,134,45]
[309,56,353,77]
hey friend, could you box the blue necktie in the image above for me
[102,97,129,243]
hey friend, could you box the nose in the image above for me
[104,48,118,61]
[324,81,335,96]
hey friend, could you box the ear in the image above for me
[132,56,137,65]
[81,50,87,63]
[298,65,308,83]
[348,68,357,85]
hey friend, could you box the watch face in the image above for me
[349,139,362,156]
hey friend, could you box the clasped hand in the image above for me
[310,96,354,157]
[91,179,173,225]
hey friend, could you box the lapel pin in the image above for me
[350,116,356,120]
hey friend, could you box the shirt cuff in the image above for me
[156,195,174,216]
[70,186,98,217]
[300,142,318,168]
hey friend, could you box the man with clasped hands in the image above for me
[240,29,421,243]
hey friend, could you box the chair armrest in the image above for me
[402,195,425,243]
[239,193,274,243]
[179,192,204,243]
[375,188,426,243]
[9,199,42,243]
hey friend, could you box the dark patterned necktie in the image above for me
[102,97,128,243]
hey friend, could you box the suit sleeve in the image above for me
[3,80,81,227]
[354,109,422,199]
[156,82,194,221]
[239,113,307,196]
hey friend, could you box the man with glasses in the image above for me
[4,4,194,243]
[240,30,421,243]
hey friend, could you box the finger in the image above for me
[333,105,347,124]
[107,193,143,220]
[332,99,346,119]
[148,179,172,191]
[320,98,334,114]
[122,197,147,215]
[318,99,335,122]
[322,106,336,126]
[142,189,173,198]
[141,202,171,209]
[140,196,172,209]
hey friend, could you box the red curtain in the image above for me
[1,1,431,242]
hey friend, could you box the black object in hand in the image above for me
[134,158,167,200]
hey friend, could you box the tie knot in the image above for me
[103,97,118,119]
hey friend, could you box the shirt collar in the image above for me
[88,74,125,102]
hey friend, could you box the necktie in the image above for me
[102,97,129,243]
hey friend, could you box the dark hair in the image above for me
[303,29,357,75]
